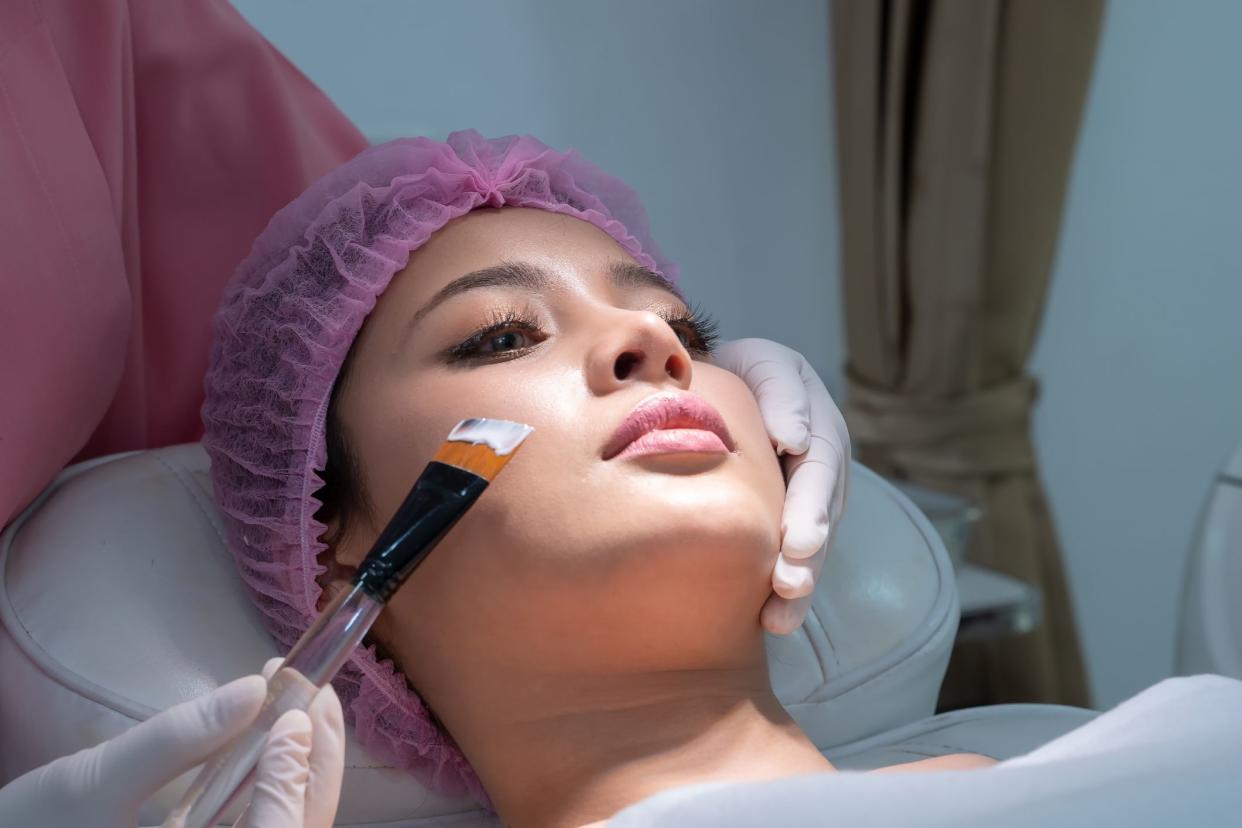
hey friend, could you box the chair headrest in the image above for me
[0,444,956,825]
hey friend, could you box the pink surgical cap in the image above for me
[201,130,677,807]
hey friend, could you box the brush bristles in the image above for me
[432,418,534,481]
[432,441,512,481]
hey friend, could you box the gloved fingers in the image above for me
[259,656,344,828]
[303,682,346,828]
[764,514,830,634]
[261,657,284,680]
[779,440,839,562]
[96,675,266,801]
[785,338,851,525]
[771,537,830,601]
[773,520,830,598]
[713,336,849,634]
[712,338,811,455]
[779,330,850,538]
[233,709,312,828]
[760,590,814,636]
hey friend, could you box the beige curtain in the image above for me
[831,0,1104,708]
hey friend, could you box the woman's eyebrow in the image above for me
[407,260,684,331]
[409,262,549,329]
[608,261,686,304]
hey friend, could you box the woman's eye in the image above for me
[481,328,530,353]
[663,305,720,358]
[446,313,547,363]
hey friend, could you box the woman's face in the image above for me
[330,207,785,719]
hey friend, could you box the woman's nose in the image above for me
[586,310,692,395]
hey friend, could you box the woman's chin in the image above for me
[631,474,782,542]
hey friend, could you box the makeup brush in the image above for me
[165,418,533,828]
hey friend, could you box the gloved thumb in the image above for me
[94,675,267,805]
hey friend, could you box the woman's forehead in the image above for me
[395,207,674,304]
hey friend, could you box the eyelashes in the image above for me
[669,303,720,356]
[445,304,721,364]
[445,307,546,364]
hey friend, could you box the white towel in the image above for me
[608,675,1242,827]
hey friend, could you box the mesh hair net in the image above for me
[201,130,677,808]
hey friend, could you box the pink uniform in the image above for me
[0,0,367,526]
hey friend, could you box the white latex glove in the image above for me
[0,659,345,828]
[713,338,851,635]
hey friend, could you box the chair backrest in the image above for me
[1177,439,1242,679]
[0,444,957,826]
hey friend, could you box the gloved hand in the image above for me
[0,659,345,828]
[714,338,851,635]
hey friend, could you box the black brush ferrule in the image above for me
[352,461,489,602]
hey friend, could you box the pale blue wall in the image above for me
[231,0,1242,710]
[228,0,845,398]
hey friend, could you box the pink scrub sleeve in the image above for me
[0,0,368,527]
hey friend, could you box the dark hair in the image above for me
[313,342,372,550]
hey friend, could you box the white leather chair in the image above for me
[0,444,1096,826]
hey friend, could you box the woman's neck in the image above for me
[452,663,835,828]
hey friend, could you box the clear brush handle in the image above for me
[163,583,382,828]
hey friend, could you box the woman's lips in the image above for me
[613,428,729,459]
[602,392,736,460]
